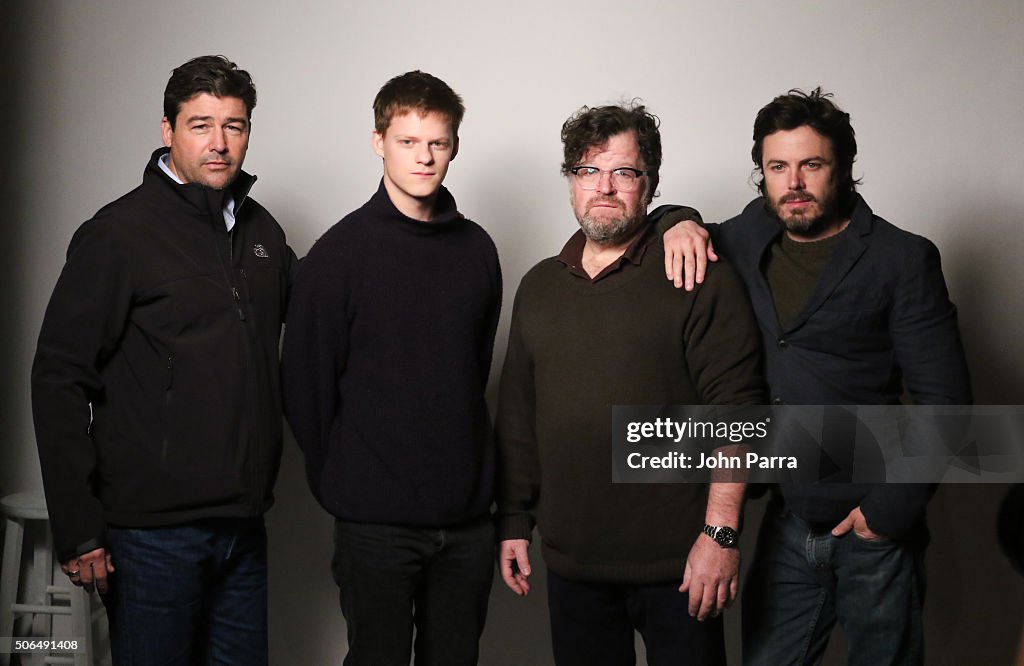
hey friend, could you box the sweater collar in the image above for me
[369,179,463,234]
[556,222,656,282]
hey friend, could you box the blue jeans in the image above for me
[546,569,727,666]
[103,518,268,666]
[742,504,925,666]
[331,518,495,666]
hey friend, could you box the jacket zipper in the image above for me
[216,211,260,510]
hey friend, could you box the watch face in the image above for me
[715,526,737,547]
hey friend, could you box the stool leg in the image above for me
[24,522,54,666]
[0,516,25,666]
[70,588,93,666]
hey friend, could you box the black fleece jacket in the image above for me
[32,148,296,561]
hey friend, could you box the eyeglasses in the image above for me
[569,166,648,192]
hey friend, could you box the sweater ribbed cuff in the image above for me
[496,512,534,542]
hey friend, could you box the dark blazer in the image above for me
[653,195,972,538]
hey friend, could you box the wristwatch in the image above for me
[702,524,738,548]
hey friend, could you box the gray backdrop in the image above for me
[3,1,1022,664]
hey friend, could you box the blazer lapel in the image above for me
[786,196,874,332]
[745,212,786,335]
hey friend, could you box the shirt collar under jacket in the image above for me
[158,153,237,231]
[556,221,656,283]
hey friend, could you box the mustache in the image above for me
[587,196,624,208]
[779,192,816,204]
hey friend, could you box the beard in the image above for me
[576,196,647,245]
[767,189,842,239]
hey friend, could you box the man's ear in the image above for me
[161,117,173,148]
[644,179,656,207]
[450,135,459,161]
[372,130,385,158]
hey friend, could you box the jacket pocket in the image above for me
[161,353,175,462]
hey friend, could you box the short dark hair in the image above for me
[751,87,860,206]
[373,71,465,136]
[163,55,257,128]
[560,101,661,202]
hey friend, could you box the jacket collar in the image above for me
[145,147,257,220]
[368,179,464,234]
[744,194,875,333]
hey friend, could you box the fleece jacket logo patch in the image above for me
[253,244,269,258]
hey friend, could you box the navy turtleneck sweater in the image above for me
[282,181,502,526]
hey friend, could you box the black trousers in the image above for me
[331,517,495,666]
[547,569,727,666]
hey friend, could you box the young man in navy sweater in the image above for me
[282,71,501,666]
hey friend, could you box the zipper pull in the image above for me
[232,288,246,320]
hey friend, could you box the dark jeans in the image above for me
[546,569,727,666]
[103,518,268,666]
[331,518,495,666]
[742,505,925,666]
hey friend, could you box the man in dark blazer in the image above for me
[656,88,971,665]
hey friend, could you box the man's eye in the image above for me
[579,167,598,176]
[225,125,244,134]
[806,162,820,170]
[399,139,413,146]
[613,169,636,180]
[192,124,209,132]
[770,164,785,172]
[432,141,449,148]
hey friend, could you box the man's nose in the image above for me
[210,127,227,153]
[596,170,615,194]
[788,169,805,190]
[416,143,434,164]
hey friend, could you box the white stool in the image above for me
[0,492,93,666]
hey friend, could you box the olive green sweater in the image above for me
[496,224,764,583]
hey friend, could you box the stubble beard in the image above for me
[576,198,647,245]
[177,160,239,191]
[768,189,840,239]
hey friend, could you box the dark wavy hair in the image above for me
[373,71,465,136]
[751,87,860,208]
[561,101,661,203]
[163,55,256,128]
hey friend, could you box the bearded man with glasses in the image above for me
[495,102,765,665]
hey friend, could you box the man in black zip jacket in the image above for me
[31,55,296,665]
